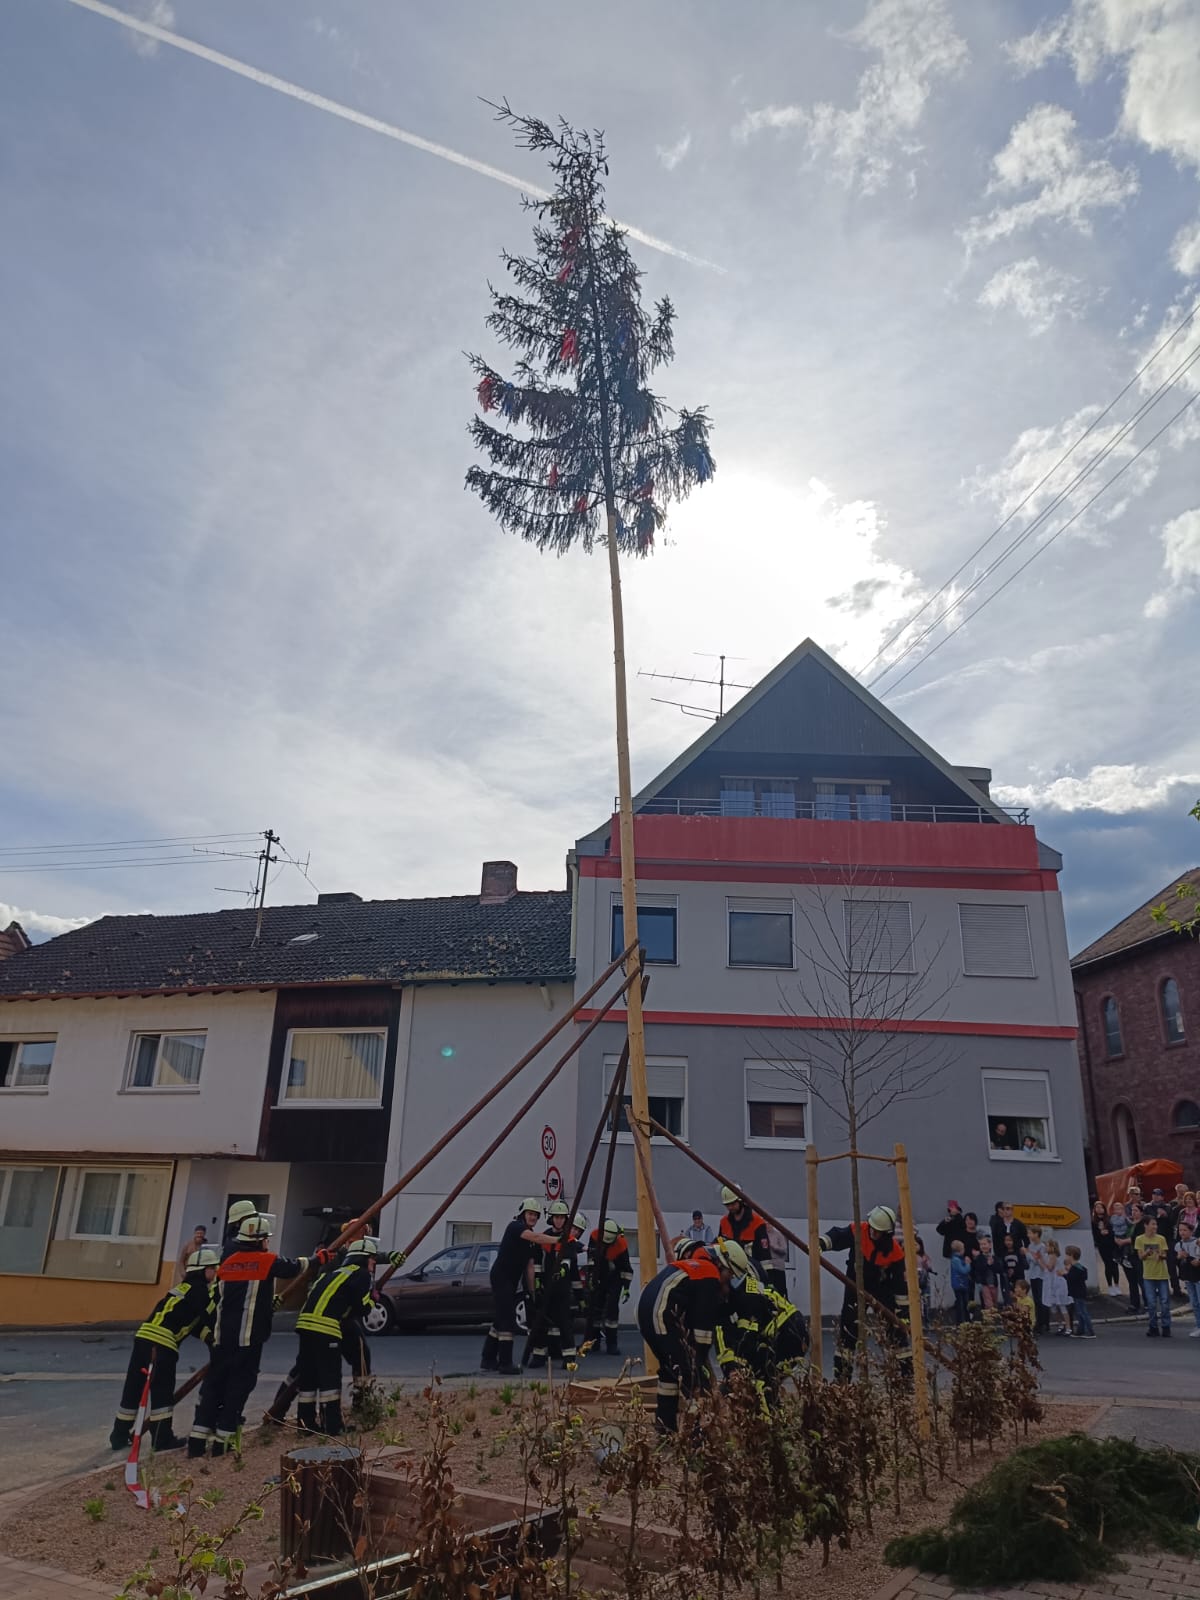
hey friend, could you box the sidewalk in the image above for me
[875,1551,1200,1600]
[0,1554,110,1598]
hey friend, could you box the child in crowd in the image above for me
[1002,1232,1025,1305]
[950,1239,973,1324]
[1064,1245,1095,1338]
[1175,1219,1200,1337]
[1136,1214,1172,1337]
[1025,1225,1049,1334]
[973,1235,1001,1313]
[1042,1239,1071,1335]
[1012,1279,1036,1328]
[1108,1201,1141,1313]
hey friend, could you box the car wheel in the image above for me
[362,1298,395,1336]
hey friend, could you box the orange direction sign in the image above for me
[1012,1204,1081,1229]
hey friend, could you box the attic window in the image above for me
[289,931,319,945]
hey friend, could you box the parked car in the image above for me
[367,1240,591,1335]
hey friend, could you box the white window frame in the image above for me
[603,1054,688,1144]
[69,1167,163,1243]
[123,1030,207,1093]
[609,893,680,967]
[727,896,796,971]
[843,899,915,975]
[279,1026,387,1108]
[743,1060,810,1151]
[447,1221,492,1247]
[981,1070,1058,1162]
[0,1036,56,1093]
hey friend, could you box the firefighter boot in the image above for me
[654,1386,679,1435]
[297,1401,319,1433]
[480,1332,500,1372]
[148,1417,185,1452]
[605,1329,620,1356]
[109,1420,133,1451]
[320,1401,344,1438]
[264,1376,298,1426]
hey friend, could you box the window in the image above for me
[71,1169,162,1241]
[419,1245,474,1277]
[448,1221,492,1247]
[475,1243,499,1273]
[1113,1104,1139,1167]
[1161,978,1186,1044]
[718,777,799,818]
[1173,1100,1200,1132]
[126,1032,205,1090]
[844,899,914,973]
[0,1166,60,1275]
[604,1055,686,1140]
[959,903,1034,978]
[610,900,678,964]
[814,780,892,822]
[728,897,794,968]
[1102,997,1123,1058]
[281,1029,385,1103]
[744,1061,809,1148]
[982,1071,1055,1158]
[0,1038,55,1089]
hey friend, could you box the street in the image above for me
[2,1319,1198,1495]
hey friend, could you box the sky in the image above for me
[1,0,1199,955]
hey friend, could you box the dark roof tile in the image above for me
[0,892,573,998]
[1070,869,1200,969]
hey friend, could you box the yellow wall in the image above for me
[0,1258,176,1327]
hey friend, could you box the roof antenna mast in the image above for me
[253,829,282,946]
[638,652,751,721]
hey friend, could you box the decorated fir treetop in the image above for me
[466,104,715,556]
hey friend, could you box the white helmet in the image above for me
[547,1200,570,1219]
[519,1198,542,1217]
[227,1199,258,1227]
[345,1236,379,1260]
[720,1185,740,1206]
[186,1246,220,1271]
[602,1219,621,1245]
[868,1205,898,1234]
[236,1212,276,1242]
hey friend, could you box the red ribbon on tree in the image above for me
[574,495,589,513]
[556,260,573,283]
[476,375,498,413]
[560,329,579,363]
[548,465,559,488]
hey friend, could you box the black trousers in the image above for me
[835,1289,906,1381]
[526,1276,576,1363]
[636,1292,707,1432]
[586,1271,622,1337]
[114,1338,178,1440]
[296,1331,344,1434]
[488,1266,521,1359]
[191,1343,262,1449]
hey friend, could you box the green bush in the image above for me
[885,1433,1200,1585]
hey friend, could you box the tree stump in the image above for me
[280,1444,364,1569]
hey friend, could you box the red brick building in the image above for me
[0,922,30,962]
[1072,871,1200,1184]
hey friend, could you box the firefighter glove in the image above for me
[388,1251,406,1267]
[818,1235,832,1253]
[314,1247,334,1267]
[621,1288,630,1303]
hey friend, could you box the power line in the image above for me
[0,856,221,874]
[0,831,261,857]
[857,294,1200,681]
[877,386,1199,699]
[868,336,1200,692]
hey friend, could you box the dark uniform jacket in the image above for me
[644,1256,726,1348]
[588,1230,633,1288]
[821,1222,906,1303]
[213,1245,308,1348]
[493,1216,538,1287]
[296,1261,374,1338]
[719,1206,772,1271]
[135,1272,215,1353]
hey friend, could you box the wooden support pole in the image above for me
[565,974,647,1231]
[894,1141,932,1440]
[629,1124,671,1264]
[806,1143,823,1375]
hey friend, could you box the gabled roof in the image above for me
[0,921,31,961]
[0,892,574,1000]
[1071,869,1200,970]
[584,637,1010,839]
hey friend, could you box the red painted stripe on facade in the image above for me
[575,1007,1076,1040]
[579,858,1058,891]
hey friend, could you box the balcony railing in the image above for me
[624,796,1030,826]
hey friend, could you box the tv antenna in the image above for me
[196,827,292,942]
[638,653,751,720]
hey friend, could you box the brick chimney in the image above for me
[0,921,31,961]
[480,861,518,904]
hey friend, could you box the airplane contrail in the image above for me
[63,0,724,273]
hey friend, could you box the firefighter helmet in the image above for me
[227,1199,257,1227]
[236,1212,276,1242]
[868,1205,898,1234]
[547,1200,570,1219]
[186,1246,220,1271]
[345,1236,379,1259]
[720,1185,740,1206]
[602,1219,621,1245]
[713,1238,752,1278]
[572,1212,587,1232]
[519,1198,542,1216]
[674,1236,705,1259]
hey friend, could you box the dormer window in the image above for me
[814,780,892,822]
[719,777,797,818]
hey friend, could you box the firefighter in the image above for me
[819,1204,910,1383]
[480,1199,556,1376]
[264,1241,406,1427]
[110,1246,219,1453]
[717,1270,809,1406]
[189,1212,322,1458]
[524,1200,581,1369]
[224,1198,258,1244]
[293,1236,382,1436]
[586,1218,633,1355]
[636,1238,739,1432]
[718,1185,776,1288]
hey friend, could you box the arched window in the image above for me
[1161,978,1186,1044]
[1173,1100,1200,1131]
[1102,996,1123,1057]
[1113,1104,1138,1168]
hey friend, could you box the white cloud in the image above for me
[1012,1,1200,174]
[0,902,94,941]
[1144,506,1200,616]
[963,104,1139,252]
[735,0,968,194]
[1172,218,1200,277]
[994,763,1200,813]
[127,0,176,58]
[657,132,692,172]
[977,256,1086,332]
